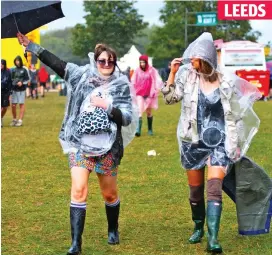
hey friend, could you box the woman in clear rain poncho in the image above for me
[161,33,261,253]
[131,55,163,136]
[17,33,137,255]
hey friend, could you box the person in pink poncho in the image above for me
[132,55,163,136]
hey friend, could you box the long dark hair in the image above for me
[199,59,218,83]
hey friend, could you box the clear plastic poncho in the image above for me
[59,52,138,156]
[164,33,262,170]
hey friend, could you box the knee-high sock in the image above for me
[207,178,223,202]
[189,184,204,203]
[105,199,120,232]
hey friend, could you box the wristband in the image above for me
[26,42,45,57]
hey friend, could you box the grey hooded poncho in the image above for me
[162,33,262,170]
[162,32,271,235]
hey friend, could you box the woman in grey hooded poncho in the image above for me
[162,33,261,253]
[17,33,137,255]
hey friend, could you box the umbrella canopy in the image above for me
[1,0,64,38]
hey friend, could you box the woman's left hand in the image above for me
[90,96,109,110]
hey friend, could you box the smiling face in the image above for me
[96,51,115,77]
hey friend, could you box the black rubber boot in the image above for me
[207,201,223,253]
[105,202,120,245]
[135,117,142,137]
[189,199,205,244]
[67,207,86,255]
[147,116,153,135]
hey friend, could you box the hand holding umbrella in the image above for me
[2,1,64,61]
[17,32,30,47]
[17,32,31,61]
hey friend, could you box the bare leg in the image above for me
[67,167,90,254]
[11,104,17,119]
[41,85,44,97]
[136,96,145,118]
[146,108,152,118]
[97,173,118,203]
[19,104,25,120]
[71,167,90,203]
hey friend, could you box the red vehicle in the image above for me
[236,69,270,97]
[216,40,270,97]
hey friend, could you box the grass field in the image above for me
[2,93,272,255]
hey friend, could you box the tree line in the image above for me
[41,1,261,69]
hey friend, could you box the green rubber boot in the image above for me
[147,116,153,136]
[207,201,223,253]
[189,199,205,244]
[135,117,142,137]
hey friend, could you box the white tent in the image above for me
[118,45,153,71]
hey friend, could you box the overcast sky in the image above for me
[45,0,272,45]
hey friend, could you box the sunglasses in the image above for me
[97,59,116,68]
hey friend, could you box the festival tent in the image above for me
[118,45,153,71]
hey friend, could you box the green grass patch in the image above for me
[2,93,272,255]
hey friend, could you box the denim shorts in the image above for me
[68,151,118,176]
[12,91,26,104]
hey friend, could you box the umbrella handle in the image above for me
[12,13,28,63]
[12,13,20,33]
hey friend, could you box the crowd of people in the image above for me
[1,56,50,127]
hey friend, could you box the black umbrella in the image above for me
[1,0,65,39]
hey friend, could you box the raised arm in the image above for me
[17,33,67,78]
[161,58,185,104]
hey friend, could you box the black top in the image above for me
[11,67,29,91]
[1,68,12,94]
